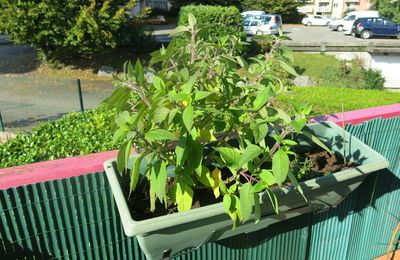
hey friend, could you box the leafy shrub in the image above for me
[0,0,149,60]
[178,5,244,40]
[0,107,117,168]
[106,14,328,226]
[362,68,385,90]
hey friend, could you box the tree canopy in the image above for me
[0,0,142,58]
[375,0,400,23]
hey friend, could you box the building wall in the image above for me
[298,0,373,18]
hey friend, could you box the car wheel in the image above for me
[361,30,372,39]
[307,22,312,26]
[337,25,343,32]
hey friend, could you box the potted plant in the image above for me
[103,14,389,260]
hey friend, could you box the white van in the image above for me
[331,11,379,34]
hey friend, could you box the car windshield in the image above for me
[243,20,250,26]
[262,17,272,22]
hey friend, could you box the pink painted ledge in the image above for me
[0,103,399,190]
[309,103,400,126]
[0,150,120,190]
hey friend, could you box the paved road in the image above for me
[283,25,399,43]
[151,24,400,44]
[0,41,115,132]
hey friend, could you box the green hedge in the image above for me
[0,107,118,169]
[178,5,244,39]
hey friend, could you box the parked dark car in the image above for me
[352,17,400,39]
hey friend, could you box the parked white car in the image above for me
[302,15,332,26]
[340,11,379,35]
[244,19,279,36]
[241,10,265,19]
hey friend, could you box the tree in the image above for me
[374,0,400,23]
[0,0,141,58]
[240,0,303,23]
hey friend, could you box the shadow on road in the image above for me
[4,113,67,130]
[0,44,38,74]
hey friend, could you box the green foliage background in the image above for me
[375,0,400,23]
[0,107,117,169]
[178,5,245,39]
[0,0,146,58]
[240,0,303,23]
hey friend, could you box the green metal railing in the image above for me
[0,116,399,259]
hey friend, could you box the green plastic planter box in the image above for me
[104,121,389,260]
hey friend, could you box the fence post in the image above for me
[76,79,84,112]
[0,111,4,131]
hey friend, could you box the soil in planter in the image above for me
[128,179,222,221]
[292,148,356,182]
[128,148,355,221]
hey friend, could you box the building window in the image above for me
[333,3,338,7]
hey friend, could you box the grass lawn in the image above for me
[293,52,365,88]
[278,86,400,116]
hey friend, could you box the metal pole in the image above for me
[77,79,84,112]
[0,111,4,131]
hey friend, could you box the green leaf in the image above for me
[259,170,278,186]
[181,76,197,94]
[188,13,197,27]
[116,139,132,175]
[301,131,332,155]
[176,181,193,212]
[223,194,232,214]
[277,109,291,124]
[134,60,145,85]
[145,129,177,141]
[288,171,307,202]
[195,166,215,187]
[282,139,298,146]
[183,105,194,131]
[214,147,241,175]
[272,150,289,184]
[292,118,307,132]
[253,87,272,110]
[152,76,165,89]
[190,139,203,173]
[170,25,189,36]
[239,182,254,222]
[238,144,262,169]
[169,93,190,102]
[279,60,298,76]
[175,136,187,167]
[254,193,261,224]
[265,188,279,214]
[154,107,170,124]
[251,123,268,144]
[115,111,133,128]
[129,152,147,193]
[150,160,167,201]
[194,91,211,101]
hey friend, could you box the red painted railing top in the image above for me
[0,103,399,189]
